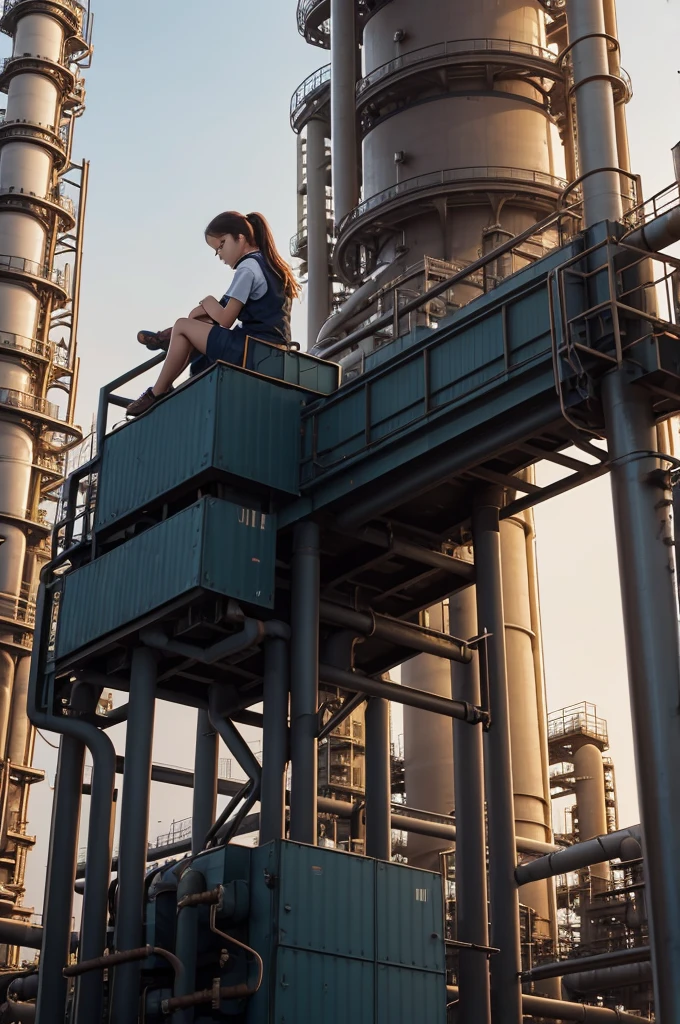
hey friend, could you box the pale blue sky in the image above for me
[10,0,680,914]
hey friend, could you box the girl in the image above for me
[126,211,301,417]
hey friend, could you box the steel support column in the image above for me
[365,696,391,859]
[290,521,320,844]
[191,710,217,856]
[473,490,522,1024]
[260,636,289,844]
[111,647,157,1021]
[35,735,84,1024]
[602,366,680,1022]
[306,116,331,344]
[450,585,491,1024]
[330,0,358,224]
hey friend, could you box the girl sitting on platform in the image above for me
[126,211,300,417]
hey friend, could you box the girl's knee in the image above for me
[174,317,191,331]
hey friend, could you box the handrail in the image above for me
[0,185,75,216]
[0,331,50,358]
[0,116,69,150]
[1,0,85,19]
[0,385,61,418]
[358,36,559,95]
[0,52,75,74]
[290,63,331,119]
[339,166,569,234]
[0,252,66,288]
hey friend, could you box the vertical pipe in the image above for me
[565,0,623,226]
[450,585,491,1024]
[172,869,206,1024]
[305,117,331,346]
[601,367,680,1022]
[191,709,217,856]
[111,647,157,1022]
[602,0,631,176]
[35,734,84,1024]
[365,696,391,860]
[473,489,522,1024]
[260,635,289,844]
[330,0,358,225]
[289,522,320,845]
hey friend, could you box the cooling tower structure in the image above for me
[290,0,631,978]
[0,0,89,951]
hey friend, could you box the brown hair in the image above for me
[205,210,301,300]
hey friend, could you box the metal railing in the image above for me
[0,252,66,288]
[0,116,69,151]
[0,53,76,76]
[0,386,61,419]
[1,0,84,20]
[339,166,569,233]
[0,585,36,625]
[548,703,609,746]
[290,63,331,120]
[358,37,559,95]
[0,185,75,217]
[296,0,327,35]
[624,179,680,230]
[0,331,50,358]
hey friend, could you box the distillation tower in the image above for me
[0,0,89,950]
[291,0,634,970]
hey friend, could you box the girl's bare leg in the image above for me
[153,318,212,395]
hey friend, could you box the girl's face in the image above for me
[207,232,244,268]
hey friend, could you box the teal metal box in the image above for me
[247,841,446,1024]
[56,497,276,659]
[95,365,305,533]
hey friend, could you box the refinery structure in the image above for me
[0,0,674,1021]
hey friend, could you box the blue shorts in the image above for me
[206,323,248,367]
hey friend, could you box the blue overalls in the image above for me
[190,251,291,375]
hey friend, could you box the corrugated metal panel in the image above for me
[376,964,447,1023]
[95,366,303,531]
[375,861,445,972]
[273,949,374,1024]
[277,842,374,960]
[56,498,276,657]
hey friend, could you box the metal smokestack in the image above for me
[0,0,90,949]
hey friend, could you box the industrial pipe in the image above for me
[140,615,289,666]
[515,825,641,885]
[173,870,206,1023]
[319,601,472,663]
[4,1003,36,1023]
[260,636,289,843]
[318,664,485,724]
[0,920,42,950]
[624,207,680,253]
[563,960,653,995]
[364,697,391,860]
[329,0,358,225]
[522,945,651,983]
[191,711,217,857]
[445,987,651,1023]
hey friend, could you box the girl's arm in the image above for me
[200,295,244,329]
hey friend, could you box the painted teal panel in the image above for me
[95,365,303,532]
[376,861,445,972]
[248,340,340,394]
[376,964,447,1024]
[272,949,374,1024]
[277,842,374,960]
[56,497,276,657]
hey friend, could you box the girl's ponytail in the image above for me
[246,212,301,301]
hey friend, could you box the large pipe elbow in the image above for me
[312,259,405,355]
[625,206,680,252]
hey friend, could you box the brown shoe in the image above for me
[126,387,160,418]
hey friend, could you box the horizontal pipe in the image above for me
[564,961,653,995]
[446,987,650,1023]
[0,919,43,950]
[112,756,244,798]
[351,526,476,578]
[515,825,642,885]
[319,601,472,663]
[63,944,183,984]
[319,664,485,723]
[523,946,651,983]
[624,206,680,252]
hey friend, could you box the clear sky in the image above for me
[10,0,680,918]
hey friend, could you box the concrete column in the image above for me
[331,0,359,224]
[565,0,623,225]
[305,118,331,347]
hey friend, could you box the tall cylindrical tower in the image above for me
[0,0,89,952]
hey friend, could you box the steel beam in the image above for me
[289,522,320,844]
[365,697,391,859]
[191,710,217,856]
[473,490,522,1024]
[451,586,491,1024]
[601,366,680,1022]
[260,636,289,843]
[111,647,157,1022]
